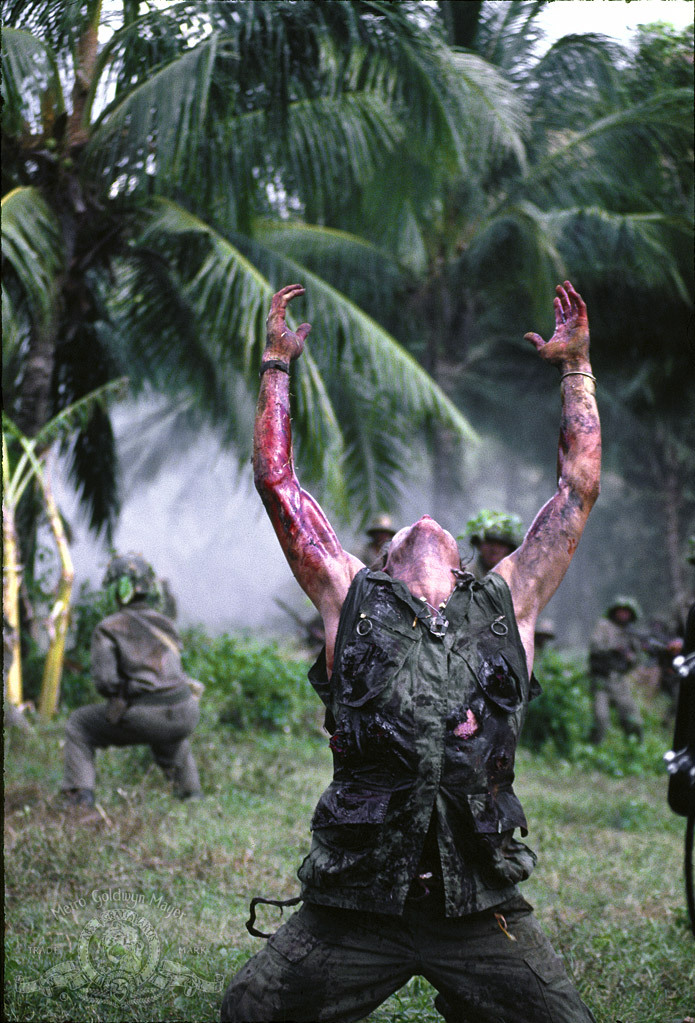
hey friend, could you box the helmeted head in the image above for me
[534,617,556,651]
[535,618,556,640]
[103,553,157,607]
[606,595,641,625]
[461,510,524,571]
[365,513,396,548]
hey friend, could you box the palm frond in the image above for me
[553,207,692,303]
[236,234,479,444]
[253,219,408,323]
[464,200,567,325]
[475,0,547,76]
[522,88,693,207]
[1,185,64,339]
[134,198,343,478]
[1,0,99,52]
[2,379,126,505]
[132,199,478,502]
[527,33,627,121]
[87,34,218,193]
[447,50,529,173]
[0,25,65,136]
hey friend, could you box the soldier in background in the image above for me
[361,514,397,568]
[462,509,524,581]
[61,554,202,807]
[588,596,644,744]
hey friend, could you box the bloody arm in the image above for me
[495,281,601,658]
[253,285,362,667]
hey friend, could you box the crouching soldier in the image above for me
[61,554,202,807]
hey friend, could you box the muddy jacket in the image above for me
[299,568,541,918]
[91,604,190,701]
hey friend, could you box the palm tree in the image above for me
[3,382,124,713]
[1,0,533,546]
[315,3,692,526]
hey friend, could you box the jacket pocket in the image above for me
[301,784,391,890]
[337,618,415,707]
[310,782,391,831]
[476,651,523,713]
[465,787,536,886]
[466,786,528,836]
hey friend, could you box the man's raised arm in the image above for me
[495,281,601,657]
[253,285,362,664]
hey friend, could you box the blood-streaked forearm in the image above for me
[253,366,359,622]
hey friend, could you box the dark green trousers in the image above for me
[62,696,201,797]
[220,895,596,1023]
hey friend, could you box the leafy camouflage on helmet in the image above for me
[103,553,157,605]
[606,595,642,622]
[460,509,524,550]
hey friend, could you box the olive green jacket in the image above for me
[588,617,640,679]
[91,604,189,700]
[299,568,540,917]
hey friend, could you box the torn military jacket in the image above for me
[299,568,541,918]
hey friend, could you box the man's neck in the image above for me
[387,562,457,608]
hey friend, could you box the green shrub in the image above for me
[521,649,593,758]
[181,628,317,733]
[572,704,672,778]
[521,648,671,776]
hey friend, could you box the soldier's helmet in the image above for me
[365,514,396,538]
[461,509,524,550]
[535,618,556,639]
[606,595,642,622]
[103,553,157,606]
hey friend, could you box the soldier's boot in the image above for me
[62,788,95,807]
[174,744,202,799]
[152,738,202,799]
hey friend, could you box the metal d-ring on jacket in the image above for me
[300,568,542,918]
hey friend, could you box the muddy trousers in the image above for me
[220,897,596,1023]
[62,696,201,797]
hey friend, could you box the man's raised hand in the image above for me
[524,281,590,368]
[264,284,312,363]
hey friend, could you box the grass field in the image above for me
[4,701,694,1023]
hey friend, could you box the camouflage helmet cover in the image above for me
[606,595,642,622]
[461,509,524,550]
[103,553,157,605]
[366,514,396,538]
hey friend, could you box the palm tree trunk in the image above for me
[2,502,23,706]
[37,462,74,720]
[14,324,56,439]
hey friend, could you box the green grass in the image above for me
[4,704,694,1023]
